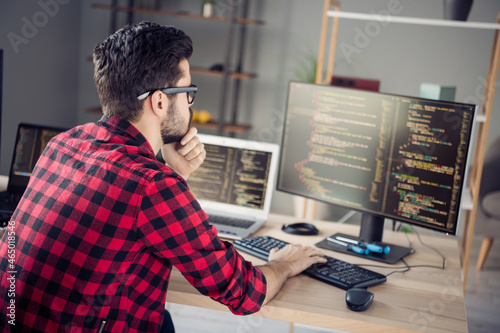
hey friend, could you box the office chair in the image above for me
[475,136,500,270]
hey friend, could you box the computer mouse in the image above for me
[345,288,374,312]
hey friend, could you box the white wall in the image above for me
[0,0,81,174]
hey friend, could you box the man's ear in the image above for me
[150,90,168,118]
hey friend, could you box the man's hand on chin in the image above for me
[161,127,206,180]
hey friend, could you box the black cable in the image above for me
[407,224,446,269]
[385,257,411,277]
[357,223,446,277]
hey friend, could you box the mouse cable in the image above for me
[356,223,446,277]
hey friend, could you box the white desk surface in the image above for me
[167,214,467,333]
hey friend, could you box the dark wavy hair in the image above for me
[93,21,193,122]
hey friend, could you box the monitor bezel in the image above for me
[277,81,477,236]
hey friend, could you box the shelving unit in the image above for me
[91,3,264,25]
[310,0,500,291]
[88,0,264,134]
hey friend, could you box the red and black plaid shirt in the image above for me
[0,116,266,332]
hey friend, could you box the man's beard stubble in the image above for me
[161,106,193,144]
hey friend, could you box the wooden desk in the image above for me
[168,214,468,332]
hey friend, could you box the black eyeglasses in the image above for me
[137,84,198,104]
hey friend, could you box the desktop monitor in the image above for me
[277,81,476,264]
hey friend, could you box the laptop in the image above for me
[187,134,280,240]
[0,123,67,215]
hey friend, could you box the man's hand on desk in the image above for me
[258,244,327,306]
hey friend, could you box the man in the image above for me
[0,22,326,332]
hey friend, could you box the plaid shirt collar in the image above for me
[98,115,155,157]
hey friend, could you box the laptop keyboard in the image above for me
[208,215,256,229]
[233,236,387,290]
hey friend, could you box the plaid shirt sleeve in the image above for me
[136,172,267,315]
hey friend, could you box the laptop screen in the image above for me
[8,123,66,193]
[188,144,272,209]
[187,134,279,217]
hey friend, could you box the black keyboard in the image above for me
[233,236,387,290]
[208,215,255,229]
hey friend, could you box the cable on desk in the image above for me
[357,223,446,278]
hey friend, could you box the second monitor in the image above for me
[277,82,476,263]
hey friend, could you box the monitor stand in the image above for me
[315,213,412,264]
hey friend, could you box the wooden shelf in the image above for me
[83,59,256,80]
[91,3,265,25]
[190,66,256,80]
[192,121,251,133]
[84,59,256,80]
[327,10,500,30]
[85,107,251,133]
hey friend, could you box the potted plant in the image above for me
[202,0,216,17]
